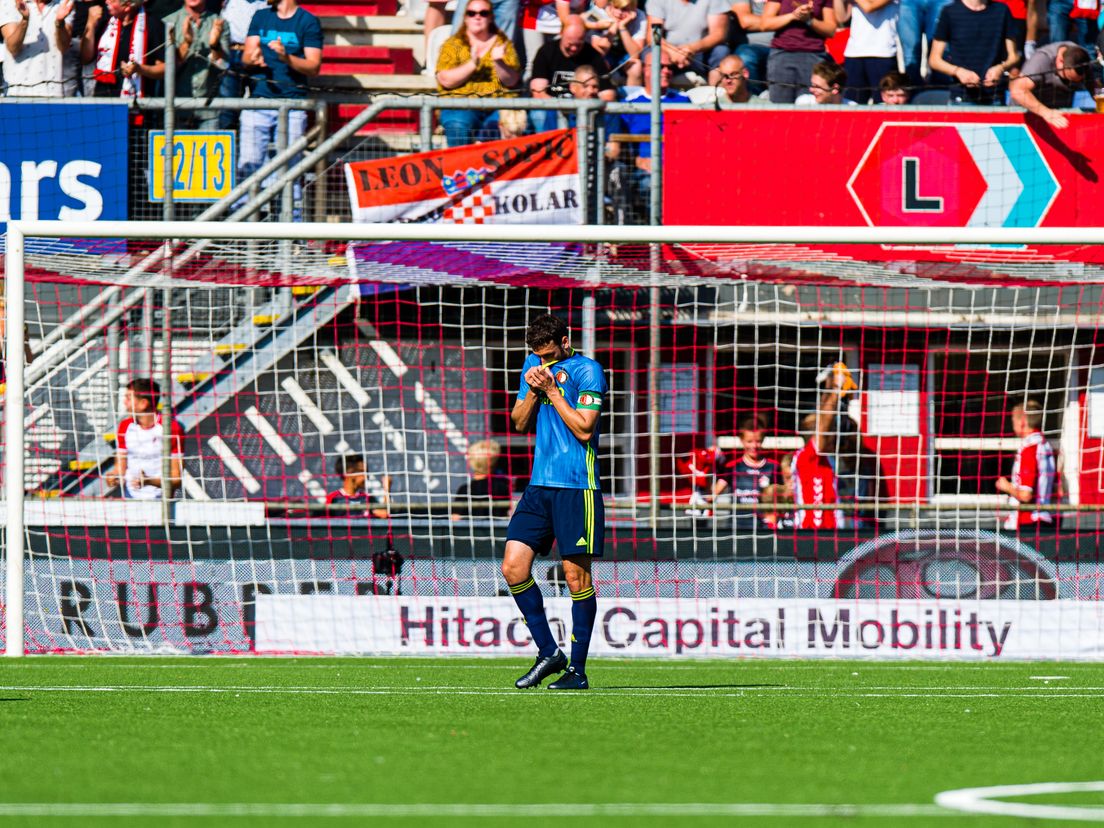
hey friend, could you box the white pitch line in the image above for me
[206,436,260,494]
[244,406,298,466]
[936,781,1104,821]
[281,378,336,436]
[1,685,1101,700]
[0,802,952,818]
[320,349,370,407]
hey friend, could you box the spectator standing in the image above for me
[928,0,1018,105]
[1045,0,1091,60]
[833,0,897,102]
[716,51,751,98]
[104,379,183,500]
[646,0,731,83]
[81,0,165,98]
[761,0,836,103]
[1009,41,1089,127]
[878,67,909,100]
[217,0,266,128]
[730,0,771,90]
[529,15,611,132]
[997,400,1057,531]
[792,362,854,530]
[0,0,74,96]
[240,0,321,215]
[164,0,229,128]
[435,0,521,145]
[898,0,950,85]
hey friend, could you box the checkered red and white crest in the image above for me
[441,185,495,224]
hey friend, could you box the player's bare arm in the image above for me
[104,455,126,489]
[510,387,541,432]
[812,363,855,454]
[996,476,1033,503]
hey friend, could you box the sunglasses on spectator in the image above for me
[719,72,743,81]
[466,8,492,16]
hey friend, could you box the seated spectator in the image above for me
[730,0,770,92]
[646,0,730,84]
[217,0,266,129]
[0,0,73,96]
[795,57,849,102]
[1009,41,1089,128]
[833,0,898,103]
[81,0,165,98]
[326,453,391,519]
[436,0,521,146]
[529,15,613,132]
[928,0,1018,106]
[761,0,836,103]
[567,64,619,220]
[165,0,229,129]
[716,52,752,100]
[878,68,909,102]
[589,0,645,81]
[104,378,182,501]
[451,439,512,519]
[617,48,688,176]
[792,362,855,530]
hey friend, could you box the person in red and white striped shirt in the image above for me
[997,399,1057,530]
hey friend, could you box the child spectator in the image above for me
[878,68,910,101]
[327,453,391,518]
[104,379,182,501]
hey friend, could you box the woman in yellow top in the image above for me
[435,0,522,146]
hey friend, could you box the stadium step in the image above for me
[319,45,416,76]
[331,103,421,134]
[301,0,399,16]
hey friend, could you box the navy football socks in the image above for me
[569,586,597,674]
[508,577,558,657]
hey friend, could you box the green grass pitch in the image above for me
[0,657,1102,826]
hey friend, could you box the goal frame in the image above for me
[3,219,1100,657]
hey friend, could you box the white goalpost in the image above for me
[5,220,1104,658]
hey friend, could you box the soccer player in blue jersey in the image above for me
[503,314,608,691]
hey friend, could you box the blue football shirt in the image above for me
[516,349,607,490]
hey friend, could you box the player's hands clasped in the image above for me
[525,364,556,394]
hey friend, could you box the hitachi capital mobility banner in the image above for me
[344,129,581,224]
[254,596,1104,660]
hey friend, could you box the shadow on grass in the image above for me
[599,683,784,690]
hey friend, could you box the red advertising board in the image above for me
[664,109,1104,235]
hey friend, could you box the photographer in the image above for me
[529,14,614,132]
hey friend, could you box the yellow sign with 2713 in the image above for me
[149,131,235,202]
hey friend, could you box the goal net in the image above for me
[5,221,1104,659]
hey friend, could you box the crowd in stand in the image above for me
[427,0,1103,144]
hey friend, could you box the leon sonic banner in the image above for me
[344,129,581,225]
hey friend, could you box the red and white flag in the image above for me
[344,129,581,225]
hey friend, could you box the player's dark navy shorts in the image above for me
[506,485,605,558]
